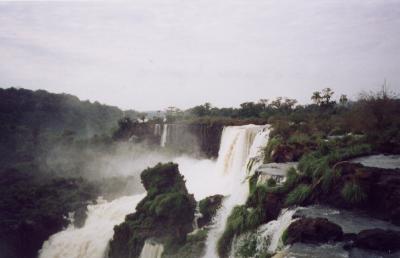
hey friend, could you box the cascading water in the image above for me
[154,124,162,136]
[38,124,270,258]
[38,194,145,258]
[160,124,168,147]
[257,208,297,252]
[139,240,164,258]
[202,125,270,258]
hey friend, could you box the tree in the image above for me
[270,97,283,109]
[321,88,335,105]
[190,103,212,117]
[311,91,322,105]
[339,94,348,105]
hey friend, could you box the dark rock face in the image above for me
[122,123,224,158]
[286,218,343,244]
[198,195,224,228]
[271,144,309,163]
[353,229,400,253]
[73,206,88,228]
[162,124,224,158]
[108,163,196,258]
[315,163,400,224]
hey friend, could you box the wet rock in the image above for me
[286,218,343,244]
[270,143,313,163]
[198,195,224,228]
[108,163,196,258]
[354,229,400,253]
[390,208,400,226]
[73,206,88,228]
[316,163,400,223]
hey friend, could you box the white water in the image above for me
[39,193,145,258]
[154,124,162,136]
[139,240,164,258]
[203,125,270,258]
[160,124,168,147]
[38,124,271,258]
[257,208,297,253]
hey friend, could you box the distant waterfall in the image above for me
[160,124,168,147]
[139,240,164,258]
[39,194,145,258]
[154,124,162,136]
[202,125,270,258]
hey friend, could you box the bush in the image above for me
[149,192,193,219]
[246,185,269,207]
[217,206,263,258]
[264,137,282,162]
[341,181,367,204]
[320,168,341,193]
[235,234,258,258]
[288,133,311,145]
[281,228,289,245]
[298,143,372,182]
[285,184,312,206]
[279,167,300,193]
[267,178,277,187]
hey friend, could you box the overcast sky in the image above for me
[0,0,399,111]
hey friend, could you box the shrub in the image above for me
[341,181,367,204]
[246,185,269,207]
[281,228,289,245]
[235,234,258,258]
[285,184,312,206]
[264,137,282,162]
[288,133,311,145]
[267,178,277,187]
[248,172,260,194]
[279,167,300,193]
[217,205,263,258]
[321,168,340,193]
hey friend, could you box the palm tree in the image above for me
[311,91,322,105]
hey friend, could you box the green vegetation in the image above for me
[0,87,139,169]
[285,184,312,206]
[109,163,196,258]
[0,168,98,258]
[281,229,289,245]
[198,195,224,227]
[280,167,301,192]
[217,206,264,258]
[235,234,258,258]
[298,143,372,180]
[162,229,208,258]
[2,85,400,258]
[267,178,277,187]
[341,181,367,204]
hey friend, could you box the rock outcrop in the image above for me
[285,218,343,244]
[315,163,400,224]
[108,163,196,258]
[198,195,224,228]
[353,229,400,253]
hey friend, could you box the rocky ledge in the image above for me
[108,162,196,258]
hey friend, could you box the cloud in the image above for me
[0,0,399,110]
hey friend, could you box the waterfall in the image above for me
[38,193,145,258]
[202,125,270,258]
[154,124,162,136]
[257,208,297,252]
[191,203,202,234]
[139,240,164,258]
[37,124,270,258]
[160,124,168,147]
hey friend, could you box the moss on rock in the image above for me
[108,162,196,258]
[198,194,224,228]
